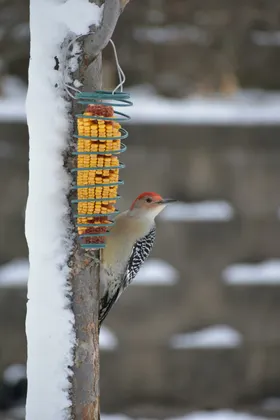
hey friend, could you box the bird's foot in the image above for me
[84,251,101,267]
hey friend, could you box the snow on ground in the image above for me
[3,82,280,126]
[160,201,234,222]
[0,257,179,287]
[3,364,26,385]
[170,325,242,349]
[25,0,103,419]
[223,260,280,285]
[128,85,280,125]
[0,409,276,420]
[0,409,277,420]
[133,24,208,45]
[170,411,278,420]
[133,258,179,285]
[0,259,29,287]
[101,411,277,420]
[101,415,130,420]
[261,397,280,411]
[252,30,280,46]
[100,326,118,351]
[0,76,26,122]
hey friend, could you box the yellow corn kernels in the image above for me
[76,104,121,237]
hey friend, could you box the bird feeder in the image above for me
[72,91,132,249]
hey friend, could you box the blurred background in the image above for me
[1,0,280,419]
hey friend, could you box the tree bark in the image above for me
[67,1,130,419]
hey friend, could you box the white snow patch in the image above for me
[100,327,118,351]
[0,259,29,287]
[0,76,26,122]
[2,76,27,98]
[134,25,208,45]
[252,30,280,46]
[133,258,179,285]
[6,405,26,420]
[73,79,83,88]
[25,0,103,419]
[160,201,234,222]
[101,415,131,420]
[170,410,278,420]
[12,23,30,40]
[223,260,280,285]
[128,86,280,125]
[0,101,26,122]
[4,84,280,125]
[3,364,26,385]
[261,397,280,411]
[170,325,242,349]
[101,412,277,420]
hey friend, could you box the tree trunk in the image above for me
[68,1,130,418]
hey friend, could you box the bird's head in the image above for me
[129,192,176,220]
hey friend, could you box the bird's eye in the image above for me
[146,197,152,203]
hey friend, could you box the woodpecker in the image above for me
[99,192,176,325]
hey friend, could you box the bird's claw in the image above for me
[90,255,101,266]
[84,251,101,267]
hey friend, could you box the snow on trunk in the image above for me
[25,1,102,419]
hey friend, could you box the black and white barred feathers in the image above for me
[99,226,156,326]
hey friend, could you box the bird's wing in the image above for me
[122,225,156,288]
[99,226,156,326]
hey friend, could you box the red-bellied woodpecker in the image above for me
[99,192,176,325]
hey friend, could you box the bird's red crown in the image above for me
[130,192,163,210]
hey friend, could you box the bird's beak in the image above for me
[156,198,177,205]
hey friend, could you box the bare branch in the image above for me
[70,250,100,420]
[84,0,128,63]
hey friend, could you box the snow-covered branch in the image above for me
[25,0,129,419]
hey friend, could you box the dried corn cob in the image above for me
[76,104,121,244]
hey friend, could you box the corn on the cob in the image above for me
[76,104,122,245]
